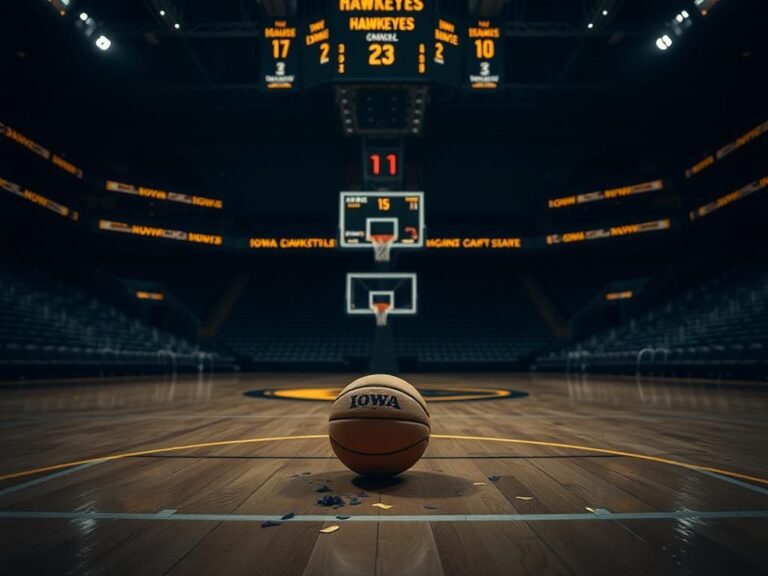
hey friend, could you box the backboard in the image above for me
[339,192,425,250]
[346,273,417,325]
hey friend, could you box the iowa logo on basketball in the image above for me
[349,394,402,410]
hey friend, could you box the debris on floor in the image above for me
[317,495,345,508]
[372,503,393,510]
[319,525,340,534]
[261,520,281,528]
[281,512,295,520]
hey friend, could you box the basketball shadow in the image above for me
[351,475,404,491]
[279,470,478,500]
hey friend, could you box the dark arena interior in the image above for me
[1,0,767,574]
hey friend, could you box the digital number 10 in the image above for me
[473,39,495,59]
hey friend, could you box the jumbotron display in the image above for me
[262,2,504,90]
[331,0,431,81]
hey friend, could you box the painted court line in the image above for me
[696,469,768,497]
[1,434,766,490]
[0,509,766,523]
[0,460,106,499]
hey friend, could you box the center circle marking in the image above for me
[244,386,528,402]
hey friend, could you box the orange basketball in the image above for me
[329,374,430,476]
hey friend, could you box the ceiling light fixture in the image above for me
[95,35,111,51]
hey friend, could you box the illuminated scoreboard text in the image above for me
[1,176,79,221]
[340,191,424,248]
[1,122,84,178]
[345,194,420,217]
[332,0,430,81]
[465,19,503,90]
[303,18,333,88]
[431,17,461,85]
[261,19,300,91]
[261,5,504,88]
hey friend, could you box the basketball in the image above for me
[329,374,430,476]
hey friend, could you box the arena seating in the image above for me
[0,267,234,379]
[535,261,768,378]
[216,261,557,370]
[394,320,553,367]
[218,275,372,368]
[394,275,555,368]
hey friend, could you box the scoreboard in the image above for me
[465,19,503,90]
[261,19,300,91]
[431,16,462,85]
[261,3,504,91]
[331,0,431,81]
[303,17,333,88]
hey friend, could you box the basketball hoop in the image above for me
[372,302,391,326]
[370,234,394,262]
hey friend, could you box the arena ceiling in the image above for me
[1,0,765,217]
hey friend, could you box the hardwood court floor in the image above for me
[0,373,766,575]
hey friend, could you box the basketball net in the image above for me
[370,234,394,262]
[372,302,391,326]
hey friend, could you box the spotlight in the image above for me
[682,10,690,18]
[79,12,88,21]
[676,14,684,22]
[160,10,166,16]
[95,35,111,51]
[655,36,673,51]
[174,23,180,30]
[587,23,594,29]
[602,10,608,16]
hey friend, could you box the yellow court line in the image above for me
[0,435,327,482]
[0,434,766,487]
[432,435,768,486]
[268,387,511,402]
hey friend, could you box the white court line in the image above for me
[695,469,768,497]
[0,509,766,523]
[0,460,105,499]
[3,414,766,424]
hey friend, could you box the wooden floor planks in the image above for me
[0,372,766,575]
